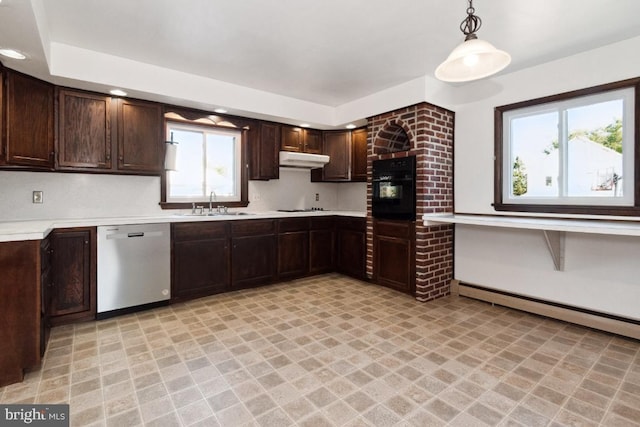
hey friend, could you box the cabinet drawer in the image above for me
[337,217,366,232]
[374,220,414,239]
[278,218,309,233]
[231,219,275,236]
[172,222,229,241]
[310,217,335,230]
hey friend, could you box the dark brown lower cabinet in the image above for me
[231,220,277,289]
[309,217,335,274]
[373,219,415,295]
[336,217,366,280]
[40,237,52,357]
[50,227,97,325]
[277,218,309,280]
[172,222,230,300]
[0,240,41,387]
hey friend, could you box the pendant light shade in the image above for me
[164,132,178,171]
[435,38,511,82]
[435,0,511,82]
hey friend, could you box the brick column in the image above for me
[366,103,454,302]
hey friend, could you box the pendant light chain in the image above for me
[460,0,482,41]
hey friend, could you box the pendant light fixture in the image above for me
[435,0,511,82]
[164,132,178,171]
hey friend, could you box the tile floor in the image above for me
[1,273,639,426]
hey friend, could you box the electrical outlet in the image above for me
[251,193,261,202]
[315,193,319,202]
[32,190,43,204]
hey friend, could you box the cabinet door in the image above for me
[351,128,368,182]
[0,68,3,163]
[57,89,112,170]
[0,240,41,387]
[309,228,335,274]
[117,99,163,172]
[173,238,230,299]
[231,234,276,289]
[323,130,351,181]
[50,228,96,324]
[303,129,322,154]
[4,71,54,168]
[281,125,303,152]
[374,236,413,293]
[40,237,52,357]
[373,220,415,295]
[250,122,280,180]
[337,229,366,279]
[278,231,309,280]
[172,222,230,300]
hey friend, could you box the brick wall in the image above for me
[366,102,455,302]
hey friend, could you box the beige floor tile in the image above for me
[3,273,640,427]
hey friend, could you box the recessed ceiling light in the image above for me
[300,123,310,128]
[109,89,127,96]
[345,124,356,129]
[214,108,227,114]
[0,48,26,60]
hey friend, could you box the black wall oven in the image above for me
[372,156,416,221]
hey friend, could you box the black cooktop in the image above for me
[277,208,324,212]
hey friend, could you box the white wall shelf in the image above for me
[422,213,640,271]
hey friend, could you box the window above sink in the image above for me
[160,110,250,210]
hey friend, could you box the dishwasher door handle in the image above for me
[128,232,145,238]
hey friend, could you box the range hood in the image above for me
[279,151,329,169]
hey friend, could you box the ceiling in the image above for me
[1,0,640,118]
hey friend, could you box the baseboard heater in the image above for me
[453,281,640,340]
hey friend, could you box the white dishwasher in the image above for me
[97,223,171,319]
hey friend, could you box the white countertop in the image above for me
[0,210,366,243]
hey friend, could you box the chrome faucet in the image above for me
[209,190,217,214]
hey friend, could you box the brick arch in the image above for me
[373,120,413,154]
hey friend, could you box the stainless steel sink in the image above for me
[179,211,254,217]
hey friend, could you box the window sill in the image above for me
[493,203,640,217]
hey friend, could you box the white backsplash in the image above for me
[0,169,366,221]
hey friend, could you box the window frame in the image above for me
[160,111,249,210]
[494,77,640,216]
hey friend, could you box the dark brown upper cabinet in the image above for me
[281,125,322,154]
[303,129,322,154]
[321,130,352,181]
[0,66,3,163]
[249,121,280,180]
[57,89,112,171]
[117,98,163,173]
[350,128,367,182]
[281,125,303,152]
[312,128,368,182]
[3,70,54,168]
[56,90,162,174]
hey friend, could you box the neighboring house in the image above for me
[521,136,623,198]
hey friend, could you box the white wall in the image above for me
[0,169,364,221]
[449,36,640,320]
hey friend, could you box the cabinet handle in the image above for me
[106,153,111,160]
[85,241,89,244]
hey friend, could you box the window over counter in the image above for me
[161,114,249,209]
[494,78,639,216]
